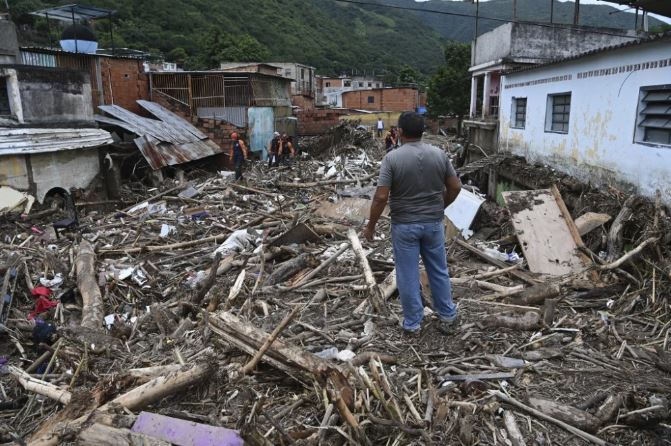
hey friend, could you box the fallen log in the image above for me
[77,423,171,446]
[240,305,301,375]
[502,410,526,446]
[28,363,213,446]
[606,195,639,262]
[265,253,316,286]
[506,283,560,306]
[527,396,602,433]
[8,365,71,405]
[484,311,541,330]
[76,240,104,330]
[292,242,349,289]
[347,229,386,314]
[100,363,211,412]
[490,391,607,446]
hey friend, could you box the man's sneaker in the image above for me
[436,316,458,335]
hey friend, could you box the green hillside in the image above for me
[5,0,663,78]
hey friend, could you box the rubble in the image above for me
[1,127,671,445]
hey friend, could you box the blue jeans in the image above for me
[391,221,457,331]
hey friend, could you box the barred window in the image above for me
[511,97,526,129]
[636,86,671,146]
[546,93,571,133]
[0,78,10,117]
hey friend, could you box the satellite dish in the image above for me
[60,23,98,54]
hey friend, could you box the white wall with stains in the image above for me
[499,39,671,203]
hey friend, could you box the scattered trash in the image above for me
[159,224,176,238]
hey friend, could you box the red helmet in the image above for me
[231,132,238,140]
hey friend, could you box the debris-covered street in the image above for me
[1,124,670,445]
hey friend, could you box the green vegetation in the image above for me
[5,0,662,78]
[426,42,470,120]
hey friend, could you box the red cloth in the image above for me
[31,286,52,297]
[28,295,58,320]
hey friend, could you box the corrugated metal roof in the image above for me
[0,128,112,155]
[505,32,671,75]
[601,1,671,18]
[96,100,225,170]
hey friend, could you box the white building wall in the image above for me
[499,40,671,203]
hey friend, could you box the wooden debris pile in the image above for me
[1,149,670,445]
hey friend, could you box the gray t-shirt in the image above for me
[378,140,457,224]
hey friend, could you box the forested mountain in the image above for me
[5,0,663,78]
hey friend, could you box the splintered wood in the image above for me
[502,187,590,275]
[1,129,670,445]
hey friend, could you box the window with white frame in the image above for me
[546,93,571,133]
[636,85,671,146]
[0,77,10,117]
[511,97,527,129]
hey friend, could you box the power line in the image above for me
[331,0,641,40]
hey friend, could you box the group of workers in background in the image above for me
[229,131,296,181]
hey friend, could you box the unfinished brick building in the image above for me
[342,87,420,112]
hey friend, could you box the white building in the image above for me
[465,22,641,153]
[499,34,671,203]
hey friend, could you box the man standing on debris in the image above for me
[377,117,384,138]
[280,133,296,166]
[268,131,282,168]
[230,132,249,181]
[364,112,462,335]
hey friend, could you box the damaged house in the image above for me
[0,20,112,212]
[499,33,671,203]
[148,70,293,160]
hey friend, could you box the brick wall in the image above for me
[291,94,315,110]
[100,58,149,114]
[153,94,246,168]
[296,108,348,135]
[342,88,418,112]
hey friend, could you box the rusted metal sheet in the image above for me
[97,101,224,170]
[0,128,113,155]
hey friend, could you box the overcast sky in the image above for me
[414,0,671,24]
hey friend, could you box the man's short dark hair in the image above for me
[398,112,424,138]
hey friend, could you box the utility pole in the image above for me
[573,0,580,25]
[512,0,517,21]
[550,0,554,23]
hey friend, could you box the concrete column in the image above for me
[482,72,491,119]
[470,76,478,118]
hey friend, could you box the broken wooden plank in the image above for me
[502,188,589,276]
[574,212,611,236]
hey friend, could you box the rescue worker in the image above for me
[229,132,249,181]
[280,133,296,166]
[268,131,281,168]
[384,127,398,153]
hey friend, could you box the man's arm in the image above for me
[363,186,390,241]
[240,140,249,159]
[288,142,295,156]
[443,175,462,207]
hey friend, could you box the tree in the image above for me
[167,47,188,65]
[199,30,270,68]
[426,41,471,128]
[398,64,420,84]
